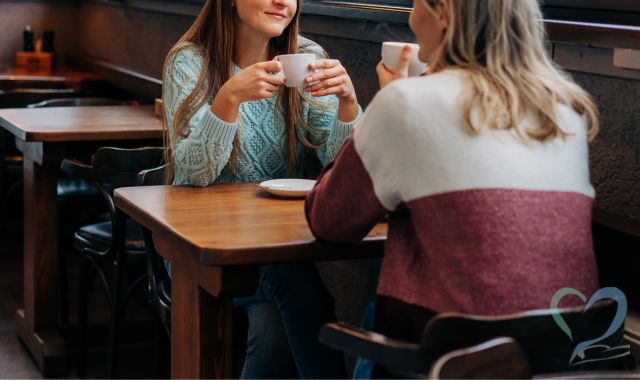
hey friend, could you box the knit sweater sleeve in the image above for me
[164,49,238,187]
[305,138,387,242]
[306,83,409,242]
[306,93,363,167]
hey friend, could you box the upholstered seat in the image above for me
[74,219,146,253]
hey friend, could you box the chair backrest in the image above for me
[137,163,169,186]
[136,163,172,334]
[421,300,628,374]
[61,147,164,189]
[0,89,76,108]
[26,97,138,108]
[60,146,164,256]
[90,147,165,187]
[428,337,532,379]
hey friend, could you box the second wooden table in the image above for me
[0,105,163,376]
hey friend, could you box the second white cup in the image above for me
[275,53,316,88]
[381,42,427,77]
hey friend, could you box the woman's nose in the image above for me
[273,0,287,7]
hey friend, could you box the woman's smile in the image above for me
[264,11,287,20]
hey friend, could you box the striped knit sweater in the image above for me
[305,71,600,343]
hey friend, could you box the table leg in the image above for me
[15,154,66,376]
[167,246,234,379]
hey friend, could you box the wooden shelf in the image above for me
[546,20,640,50]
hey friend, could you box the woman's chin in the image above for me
[418,50,429,64]
[262,25,287,38]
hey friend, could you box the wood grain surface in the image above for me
[0,106,163,142]
[115,183,387,266]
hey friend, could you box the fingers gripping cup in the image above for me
[275,53,316,88]
[381,42,427,77]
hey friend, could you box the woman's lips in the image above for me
[265,12,286,20]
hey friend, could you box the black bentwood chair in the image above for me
[136,164,171,334]
[60,146,164,377]
[135,164,172,376]
[319,300,636,378]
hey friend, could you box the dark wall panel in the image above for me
[572,72,640,219]
[77,3,193,78]
[304,33,381,107]
[0,2,80,65]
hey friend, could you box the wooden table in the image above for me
[114,184,387,378]
[0,106,163,376]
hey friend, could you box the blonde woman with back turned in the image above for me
[306,0,601,375]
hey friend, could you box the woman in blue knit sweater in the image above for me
[162,0,360,377]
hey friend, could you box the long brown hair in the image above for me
[419,0,599,142]
[162,0,320,182]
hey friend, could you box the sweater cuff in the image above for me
[334,106,362,140]
[195,108,238,145]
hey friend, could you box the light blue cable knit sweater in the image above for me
[164,40,361,187]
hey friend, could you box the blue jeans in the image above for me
[352,302,375,379]
[235,263,347,379]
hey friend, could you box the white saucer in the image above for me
[259,179,316,198]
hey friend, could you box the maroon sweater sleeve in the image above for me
[305,138,388,242]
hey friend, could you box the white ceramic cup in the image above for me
[381,42,427,77]
[275,53,317,88]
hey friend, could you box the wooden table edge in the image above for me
[198,237,386,266]
[114,186,386,267]
[0,115,28,141]
[114,188,202,259]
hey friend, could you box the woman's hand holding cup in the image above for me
[211,60,284,123]
[222,60,285,103]
[305,58,359,122]
[377,44,413,89]
[304,59,357,104]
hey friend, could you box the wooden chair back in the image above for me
[91,146,164,186]
[0,88,76,108]
[422,300,630,374]
[138,163,169,187]
[428,337,532,379]
[60,146,164,256]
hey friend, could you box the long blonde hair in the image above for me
[419,0,599,141]
[162,0,320,182]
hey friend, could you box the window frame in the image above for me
[301,0,410,23]
[83,0,640,27]
[543,0,640,13]
[543,0,640,26]
[302,0,640,25]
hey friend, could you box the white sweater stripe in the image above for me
[354,72,594,211]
